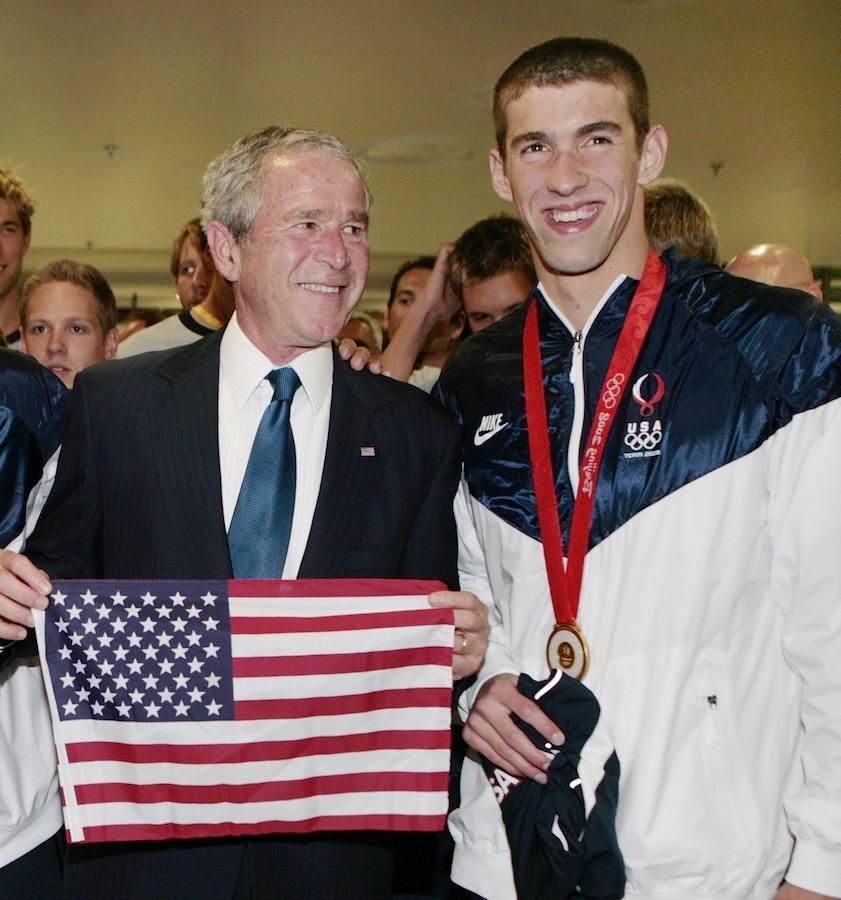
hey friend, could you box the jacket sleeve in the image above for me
[768,396,841,894]
[25,374,103,579]
[397,411,461,591]
[453,478,520,721]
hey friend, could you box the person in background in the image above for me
[0,169,35,349]
[117,218,235,357]
[643,178,719,265]
[115,307,164,343]
[172,218,211,309]
[19,259,119,388]
[338,309,383,353]
[448,215,535,334]
[369,217,534,388]
[380,254,465,391]
[725,242,823,299]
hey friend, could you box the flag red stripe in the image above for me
[65,729,451,764]
[229,578,447,598]
[231,608,452,634]
[74,770,447,806]
[234,687,451,720]
[71,813,447,843]
[232,645,451,677]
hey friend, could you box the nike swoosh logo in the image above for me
[473,421,509,446]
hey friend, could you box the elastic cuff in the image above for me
[786,837,841,896]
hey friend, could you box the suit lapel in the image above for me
[147,332,232,576]
[298,354,386,577]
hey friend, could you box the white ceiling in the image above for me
[3,0,840,308]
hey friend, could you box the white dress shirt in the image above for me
[218,313,332,578]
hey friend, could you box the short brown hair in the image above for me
[644,180,719,266]
[449,216,536,301]
[0,167,35,236]
[169,217,208,280]
[494,37,650,155]
[21,260,118,335]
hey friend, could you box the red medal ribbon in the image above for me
[523,250,667,629]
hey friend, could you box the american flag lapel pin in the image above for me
[360,446,376,457]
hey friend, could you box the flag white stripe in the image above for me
[56,706,448,745]
[73,790,448,828]
[70,749,451,786]
[230,594,433,618]
[232,664,450,701]
[231,623,453,657]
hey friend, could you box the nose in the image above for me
[547,150,588,196]
[193,256,210,290]
[47,330,66,355]
[315,228,350,270]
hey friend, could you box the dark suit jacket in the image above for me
[27,330,460,588]
[25,331,461,899]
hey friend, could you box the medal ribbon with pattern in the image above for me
[523,250,667,678]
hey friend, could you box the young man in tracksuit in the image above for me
[438,37,841,900]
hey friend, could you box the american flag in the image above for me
[34,578,453,845]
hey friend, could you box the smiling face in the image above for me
[210,150,369,364]
[22,281,118,387]
[490,81,666,299]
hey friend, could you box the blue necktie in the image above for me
[228,368,300,578]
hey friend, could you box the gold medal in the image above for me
[546,622,590,680]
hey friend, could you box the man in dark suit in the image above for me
[0,126,488,899]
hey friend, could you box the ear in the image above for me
[103,327,119,360]
[206,221,241,284]
[637,125,668,186]
[489,149,513,202]
[22,230,31,254]
[808,282,825,302]
[449,308,466,342]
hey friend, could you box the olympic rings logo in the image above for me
[624,422,663,451]
[602,373,625,409]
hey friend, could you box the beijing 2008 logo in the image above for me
[631,372,665,416]
[624,372,666,458]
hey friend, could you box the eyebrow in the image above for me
[286,207,369,226]
[27,316,97,325]
[510,120,624,149]
[577,120,623,138]
[509,130,550,150]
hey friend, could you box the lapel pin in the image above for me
[360,447,376,457]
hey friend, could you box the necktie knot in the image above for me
[267,367,300,402]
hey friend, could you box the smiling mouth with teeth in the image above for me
[299,283,342,294]
[549,207,599,224]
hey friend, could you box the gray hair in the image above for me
[201,126,371,241]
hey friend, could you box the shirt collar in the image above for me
[220,312,333,411]
[536,272,629,337]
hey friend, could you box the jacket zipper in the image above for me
[567,330,585,495]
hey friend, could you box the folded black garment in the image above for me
[479,670,624,900]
